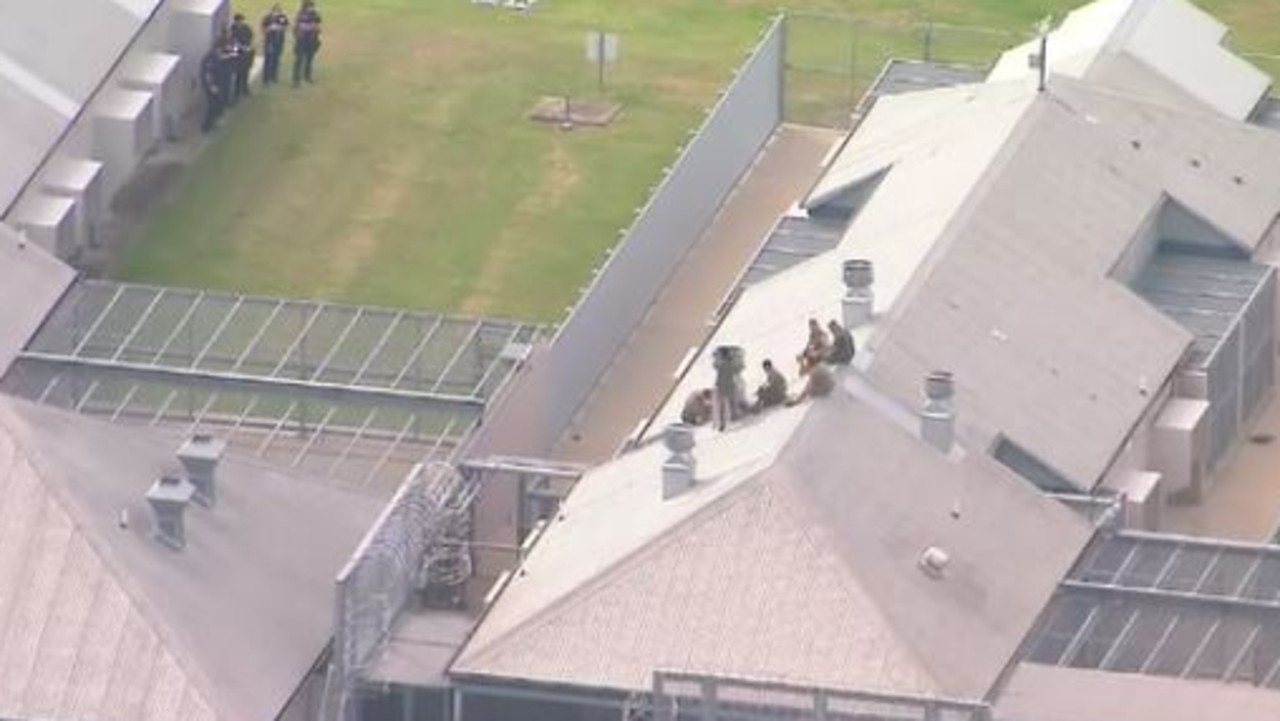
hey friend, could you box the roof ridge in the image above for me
[457,469,775,672]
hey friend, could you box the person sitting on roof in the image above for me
[798,318,830,374]
[786,360,836,406]
[751,359,788,413]
[826,319,856,366]
[681,388,714,426]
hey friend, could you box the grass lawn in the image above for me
[117,0,1280,322]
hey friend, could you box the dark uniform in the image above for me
[230,14,255,102]
[260,6,289,85]
[292,2,322,86]
[199,47,224,132]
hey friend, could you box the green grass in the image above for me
[117,0,1280,322]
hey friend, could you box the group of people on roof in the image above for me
[681,317,856,429]
[201,2,324,133]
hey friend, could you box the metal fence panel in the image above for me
[540,17,785,449]
[333,462,476,719]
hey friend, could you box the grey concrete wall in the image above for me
[538,17,785,449]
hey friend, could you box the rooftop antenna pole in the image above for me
[1036,16,1052,93]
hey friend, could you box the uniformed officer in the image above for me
[199,45,225,132]
[260,4,289,86]
[292,0,323,87]
[230,13,255,102]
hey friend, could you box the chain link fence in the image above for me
[783,11,1018,128]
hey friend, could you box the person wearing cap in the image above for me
[260,4,289,86]
[292,0,323,87]
[229,12,255,102]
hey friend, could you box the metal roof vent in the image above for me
[178,433,226,508]
[919,546,950,579]
[921,371,955,453]
[842,259,874,328]
[146,475,195,550]
[662,423,696,500]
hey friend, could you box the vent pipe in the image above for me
[919,546,950,579]
[146,475,195,550]
[662,423,697,499]
[920,371,955,453]
[842,259,875,328]
[178,433,226,508]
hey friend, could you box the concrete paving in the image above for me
[1163,386,1280,542]
[552,124,843,464]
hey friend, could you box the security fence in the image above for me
[331,461,478,721]
[540,16,785,449]
[783,11,1016,128]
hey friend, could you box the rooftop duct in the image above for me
[842,259,874,328]
[662,423,697,499]
[920,371,955,453]
[178,433,226,508]
[146,475,195,550]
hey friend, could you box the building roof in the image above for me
[453,380,1091,697]
[0,0,163,212]
[671,65,1280,494]
[988,0,1272,119]
[996,663,1280,721]
[0,396,382,721]
[0,224,74,375]
[870,77,1280,489]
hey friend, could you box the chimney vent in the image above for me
[662,423,697,499]
[178,433,226,508]
[919,546,950,579]
[842,259,875,328]
[146,475,196,550]
[920,371,955,453]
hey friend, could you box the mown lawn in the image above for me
[116,0,1279,321]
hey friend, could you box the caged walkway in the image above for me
[0,279,541,494]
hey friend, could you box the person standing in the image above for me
[260,4,289,85]
[199,44,225,132]
[229,13,255,102]
[292,0,323,87]
[215,31,238,107]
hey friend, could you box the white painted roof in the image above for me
[0,224,74,376]
[989,0,1272,119]
[454,383,1090,696]
[871,78,1280,488]
[0,397,382,721]
[0,0,163,212]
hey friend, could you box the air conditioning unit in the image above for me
[1101,470,1163,531]
[1150,396,1210,503]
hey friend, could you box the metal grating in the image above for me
[0,280,542,494]
[1025,531,1280,689]
[740,215,846,288]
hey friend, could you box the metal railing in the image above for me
[651,671,992,721]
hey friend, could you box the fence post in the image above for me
[700,680,718,721]
[814,690,829,721]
